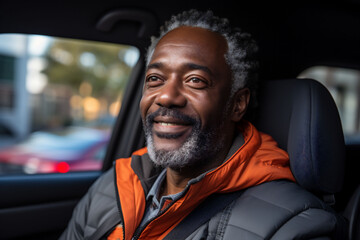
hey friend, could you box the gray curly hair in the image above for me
[145,9,259,99]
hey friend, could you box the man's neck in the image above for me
[159,131,244,198]
[158,131,245,199]
[160,169,190,196]
[159,144,233,198]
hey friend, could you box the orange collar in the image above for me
[113,121,295,240]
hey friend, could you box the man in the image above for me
[61,9,342,239]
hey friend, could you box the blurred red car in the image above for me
[0,126,110,174]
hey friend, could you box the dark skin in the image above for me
[140,26,250,197]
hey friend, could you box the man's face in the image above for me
[140,26,234,169]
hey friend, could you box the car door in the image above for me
[0,4,157,239]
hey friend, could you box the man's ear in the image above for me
[231,88,250,122]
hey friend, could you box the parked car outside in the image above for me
[0,126,109,174]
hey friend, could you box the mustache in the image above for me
[146,107,198,126]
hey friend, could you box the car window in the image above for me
[298,66,360,144]
[0,34,139,174]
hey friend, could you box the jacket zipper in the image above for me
[131,186,190,240]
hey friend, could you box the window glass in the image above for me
[0,34,140,174]
[298,66,360,144]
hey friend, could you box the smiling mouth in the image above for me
[145,107,198,139]
[153,119,193,139]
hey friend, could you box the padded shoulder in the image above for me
[223,181,337,240]
[85,167,119,236]
[60,168,120,239]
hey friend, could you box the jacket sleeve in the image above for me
[59,186,92,240]
[59,168,118,240]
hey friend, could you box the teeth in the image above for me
[159,122,177,126]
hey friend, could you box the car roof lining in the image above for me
[1,1,359,78]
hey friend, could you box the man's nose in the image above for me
[155,79,186,108]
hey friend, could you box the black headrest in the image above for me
[253,78,345,194]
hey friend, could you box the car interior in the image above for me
[0,0,359,239]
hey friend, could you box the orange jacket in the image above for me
[109,121,295,240]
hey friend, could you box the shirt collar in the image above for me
[146,168,166,202]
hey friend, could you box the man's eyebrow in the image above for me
[147,62,163,71]
[146,62,213,75]
[186,63,213,76]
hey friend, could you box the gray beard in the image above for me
[144,108,225,170]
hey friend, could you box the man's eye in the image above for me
[186,77,208,89]
[189,78,201,83]
[147,76,159,82]
[145,76,163,87]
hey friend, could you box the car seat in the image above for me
[253,78,345,196]
[344,185,360,240]
[252,78,353,237]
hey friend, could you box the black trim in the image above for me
[130,153,162,194]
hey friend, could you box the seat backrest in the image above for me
[253,78,345,195]
[344,185,360,240]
